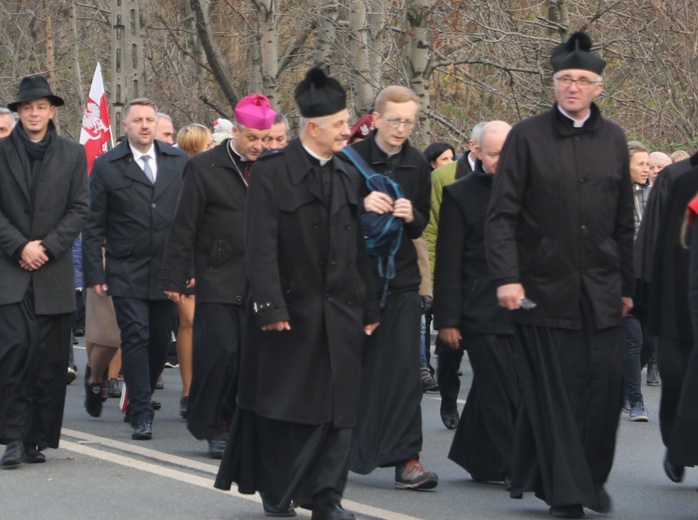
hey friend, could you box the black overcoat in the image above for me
[161,139,247,304]
[82,140,188,299]
[486,104,635,330]
[433,165,514,335]
[0,130,88,314]
[237,139,379,429]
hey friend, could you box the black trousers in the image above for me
[112,297,174,424]
[657,336,693,446]
[0,291,71,449]
[187,303,243,441]
[435,336,464,411]
[510,302,624,509]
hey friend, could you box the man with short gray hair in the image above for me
[0,108,16,138]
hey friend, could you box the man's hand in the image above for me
[393,198,414,223]
[364,322,380,336]
[438,327,462,349]
[90,284,109,297]
[497,283,525,310]
[363,192,394,214]
[261,321,291,332]
[622,296,633,318]
[164,290,186,304]
[19,240,48,271]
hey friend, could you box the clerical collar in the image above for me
[229,140,249,162]
[557,105,590,128]
[468,152,476,171]
[301,143,332,166]
[375,139,401,158]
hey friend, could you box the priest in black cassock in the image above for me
[485,32,634,518]
[214,69,379,520]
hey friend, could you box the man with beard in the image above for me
[486,32,634,518]
[82,98,188,440]
[0,75,88,466]
[215,68,379,520]
[161,94,276,459]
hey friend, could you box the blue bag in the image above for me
[343,146,404,309]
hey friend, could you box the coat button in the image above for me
[235,296,242,302]
[579,178,585,184]
[151,203,156,208]
[345,225,351,230]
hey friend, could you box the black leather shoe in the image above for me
[664,451,684,483]
[260,492,296,517]
[311,501,355,520]
[131,420,153,440]
[23,443,46,464]
[85,383,103,417]
[440,407,459,430]
[208,439,226,460]
[548,504,584,518]
[1,441,24,468]
[590,486,612,513]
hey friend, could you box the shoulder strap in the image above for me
[342,145,374,182]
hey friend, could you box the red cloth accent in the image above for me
[688,193,698,224]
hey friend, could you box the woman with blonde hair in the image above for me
[171,123,213,419]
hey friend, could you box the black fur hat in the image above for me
[551,32,606,74]
[295,67,346,117]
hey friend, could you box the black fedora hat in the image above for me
[7,75,64,112]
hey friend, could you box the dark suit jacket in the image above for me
[160,139,247,304]
[82,139,188,300]
[0,131,88,314]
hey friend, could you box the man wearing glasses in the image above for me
[486,32,634,518]
[348,86,438,490]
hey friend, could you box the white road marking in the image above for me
[60,428,426,520]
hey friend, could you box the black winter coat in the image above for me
[348,132,431,296]
[486,104,635,330]
[237,139,379,429]
[82,140,188,299]
[433,164,514,335]
[161,140,247,304]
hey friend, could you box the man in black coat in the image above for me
[214,69,379,520]
[161,94,277,459]
[433,121,519,483]
[82,98,188,440]
[0,76,88,466]
[347,86,438,490]
[486,33,634,518]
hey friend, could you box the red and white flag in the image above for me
[79,63,112,175]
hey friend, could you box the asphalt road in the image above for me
[1,340,696,520]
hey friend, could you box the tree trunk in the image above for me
[256,0,280,104]
[349,0,373,113]
[404,0,430,134]
[314,0,338,70]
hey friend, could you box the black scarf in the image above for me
[12,120,55,203]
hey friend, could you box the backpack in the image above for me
[342,145,404,309]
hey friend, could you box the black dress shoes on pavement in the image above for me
[84,383,103,418]
[440,406,459,430]
[311,501,355,520]
[260,492,296,517]
[548,504,584,518]
[208,439,226,459]
[23,442,46,464]
[131,420,153,440]
[1,441,25,468]
[663,451,684,483]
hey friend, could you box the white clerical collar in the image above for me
[229,140,249,162]
[557,105,590,128]
[468,152,476,171]
[302,143,332,166]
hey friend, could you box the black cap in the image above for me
[8,75,65,112]
[295,68,346,117]
[551,32,606,75]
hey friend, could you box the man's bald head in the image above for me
[649,151,672,184]
[476,120,512,175]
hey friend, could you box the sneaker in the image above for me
[621,400,630,414]
[395,459,438,490]
[646,363,660,386]
[108,378,121,398]
[164,360,179,369]
[84,383,103,417]
[420,364,439,393]
[629,402,649,422]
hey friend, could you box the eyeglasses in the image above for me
[381,117,418,130]
[553,76,602,90]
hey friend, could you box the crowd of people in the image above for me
[2,30,698,520]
